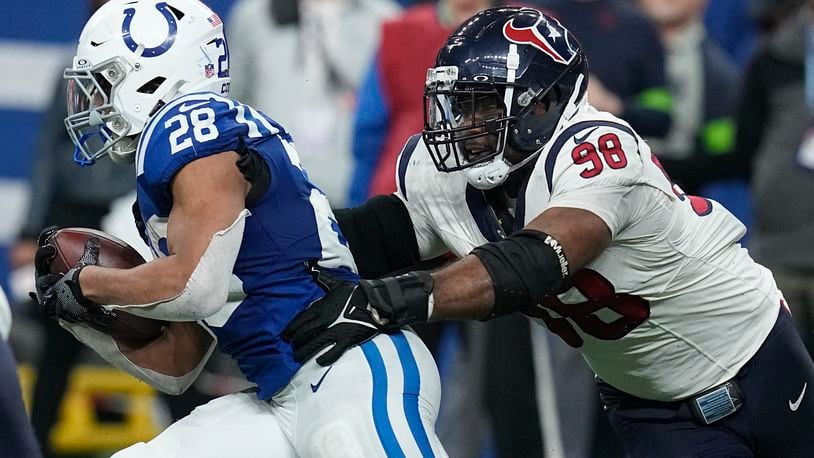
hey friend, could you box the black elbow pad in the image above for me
[235,139,271,208]
[471,229,569,319]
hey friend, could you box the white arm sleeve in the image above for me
[59,320,216,395]
[108,210,248,321]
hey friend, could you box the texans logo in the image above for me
[502,17,575,65]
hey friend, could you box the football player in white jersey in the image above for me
[29,1,446,456]
[285,7,814,456]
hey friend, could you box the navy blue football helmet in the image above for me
[423,7,588,189]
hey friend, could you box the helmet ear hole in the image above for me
[92,72,113,98]
[137,77,166,94]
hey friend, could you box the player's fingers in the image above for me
[36,274,61,294]
[80,237,101,266]
[282,307,321,343]
[36,225,59,247]
[290,323,327,351]
[315,342,347,366]
[316,328,376,366]
[314,270,356,292]
[294,336,335,364]
[34,245,56,272]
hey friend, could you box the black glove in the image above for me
[283,269,434,366]
[31,226,60,303]
[30,237,114,327]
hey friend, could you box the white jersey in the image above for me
[395,105,782,401]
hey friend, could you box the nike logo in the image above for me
[310,366,333,393]
[574,127,598,144]
[178,101,208,113]
[790,382,807,411]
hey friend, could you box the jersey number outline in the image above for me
[571,133,628,179]
[523,269,650,348]
[165,107,219,155]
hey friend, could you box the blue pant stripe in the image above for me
[361,340,405,457]
[390,332,435,458]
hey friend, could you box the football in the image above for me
[45,227,166,343]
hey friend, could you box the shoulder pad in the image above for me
[136,93,281,195]
[395,134,424,200]
[542,119,642,193]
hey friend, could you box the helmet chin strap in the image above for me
[464,44,523,190]
[464,158,512,190]
[109,135,138,164]
[464,147,542,190]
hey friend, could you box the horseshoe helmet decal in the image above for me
[122,2,178,58]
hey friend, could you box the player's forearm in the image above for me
[78,257,191,306]
[429,255,495,321]
[117,322,213,376]
[62,319,215,394]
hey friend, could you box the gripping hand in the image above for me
[283,270,433,366]
[31,226,61,303]
[30,237,114,327]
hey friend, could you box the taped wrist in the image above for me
[360,271,434,327]
[471,229,569,320]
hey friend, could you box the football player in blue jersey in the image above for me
[29,1,446,456]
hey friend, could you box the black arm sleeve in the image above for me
[334,194,421,279]
[471,229,569,320]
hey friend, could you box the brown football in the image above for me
[46,227,166,343]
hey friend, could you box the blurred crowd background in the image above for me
[2,0,813,457]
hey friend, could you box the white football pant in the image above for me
[113,329,447,457]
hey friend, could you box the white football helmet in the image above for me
[65,0,231,165]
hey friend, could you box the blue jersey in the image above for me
[134,92,358,399]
